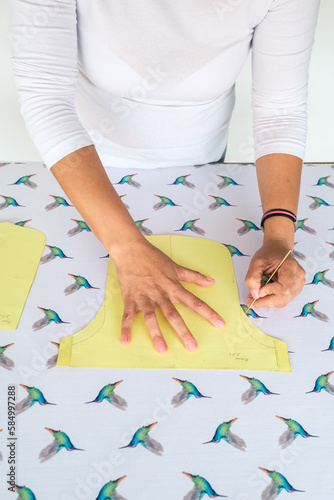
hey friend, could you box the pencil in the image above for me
[245,249,292,314]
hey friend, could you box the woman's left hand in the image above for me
[244,238,306,308]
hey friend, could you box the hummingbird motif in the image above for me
[95,476,127,500]
[217,175,243,189]
[15,384,56,415]
[296,218,316,234]
[236,218,261,235]
[203,417,247,451]
[46,341,59,369]
[135,218,153,235]
[64,274,99,295]
[85,381,128,411]
[7,482,36,499]
[322,337,334,352]
[208,195,236,210]
[171,377,211,408]
[169,174,195,189]
[32,307,70,331]
[182,472,227,499]
[114,174,141,188]
[176,219,205,235]
[224,244,249,257]
[119,422,163,456]
[240,375,279,405]
[153,195,181,210]
[39,427,84,462]
[259,468,304,499]
[294,300,328,322]
[14,219,32,227]
[0,195,24,209]
[40,244,73,264]
[68,219,91,236]
[292,242,306,261]
[0,343,15,371]
[306,269,334,288]
[306,195,332,210]
[241,305,267,319]
[45,194,72,210]
[313,175,334,188]
[9,173,37,189]
[276,416,318,449]
[326,241,334,260]
[119,194,129,209]
[306,371,334,395]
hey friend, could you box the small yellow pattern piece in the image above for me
[0,222,46,330]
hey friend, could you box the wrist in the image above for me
[107,232,148,263]
[262,216,295,247]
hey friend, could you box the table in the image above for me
[0,160,333,500]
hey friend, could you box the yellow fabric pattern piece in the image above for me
[57,235,291,372]
[0,222,46,330]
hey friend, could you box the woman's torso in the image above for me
[74,0,272,167]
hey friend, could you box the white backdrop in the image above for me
[0,0,333,163]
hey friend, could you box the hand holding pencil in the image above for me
[245,240,306,309]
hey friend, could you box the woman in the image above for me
[9,0,319,353]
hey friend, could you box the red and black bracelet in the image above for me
[261,209,297,229]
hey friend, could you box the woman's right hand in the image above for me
[111,237,226,354]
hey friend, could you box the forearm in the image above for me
[256,153,302,248]
[50,145,145,256]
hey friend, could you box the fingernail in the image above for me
[206,277,215,282]
[157,342,167,354]
[121,334,129,344]
[187,340,198,352]
[259,292,267,298]
[251,289,259,299]
[217,320,225,328]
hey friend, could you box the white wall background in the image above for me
[0,0,333,163]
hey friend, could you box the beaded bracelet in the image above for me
[261,209,297,229]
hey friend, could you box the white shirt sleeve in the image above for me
[9,0,94,169]
[252,0,320,162]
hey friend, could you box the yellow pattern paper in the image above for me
[0,222,46,330]
[57,235,291,371]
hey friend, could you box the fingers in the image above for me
[120,301,137,345]
[174,287,225,329]
[121,298,168,354]
[246,282,286,308]
[176,265,215,286]
[121,285,225,354]
[141,300,168,354]
[116,243,224,354]
[159,298,199,352]
[244,260,267,299]
[245,258,306,309]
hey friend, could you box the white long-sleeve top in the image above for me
[9,0,320,169]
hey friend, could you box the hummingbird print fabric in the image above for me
[0,160,333,499]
